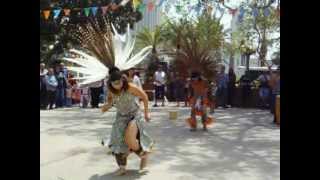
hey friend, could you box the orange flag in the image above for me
[64,9,71,16]
[43,10,50,20]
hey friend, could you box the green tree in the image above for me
[136,26,164,79]
[236,0,280,67]
[161,15,224,80]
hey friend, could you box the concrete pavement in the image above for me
[40,103,280,180]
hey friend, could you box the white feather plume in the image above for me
[63,23,152,86]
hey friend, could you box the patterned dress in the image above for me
[108,90,154,154]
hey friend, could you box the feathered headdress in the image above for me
[63,18,152,86]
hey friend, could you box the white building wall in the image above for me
[133,0,164,34]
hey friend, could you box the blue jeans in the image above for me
[56,88,65,108]
[66,98,72,107]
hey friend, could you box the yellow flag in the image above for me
[43,10,50,20]
[133,0,141,9]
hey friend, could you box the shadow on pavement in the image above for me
[89,169,148,180]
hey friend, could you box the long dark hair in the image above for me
[107,67,129,95]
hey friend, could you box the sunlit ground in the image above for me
[40,102,279,180]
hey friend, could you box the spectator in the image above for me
[168,72,177,102]
[184,78,191,107]
[153,65,166,107]
[227,68,236,108]
[175,75,185,107]
[208,81,217,113]
[40,63,48,109]
[257,71,271,109]
[124,68,143,89]
[81,86,90,108]
[216,66,229,108]
[239,71,252,108]
[55,65,67,108]
[46,68,58,110]
[65,84,73,107]
[90,81,103,108]
[60,63,68,79]
[269,67,280,123]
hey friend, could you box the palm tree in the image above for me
[162,15,224,80]
[136,26,164,79]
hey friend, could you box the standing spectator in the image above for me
[175,75,185,107]
[168,72,177,102]
[40,63,48,109]
[227,68,236,108]
[184,78,191,107]
[65,84,73,107]
[216,66,229,108]
[90,81,103,108]
[153,65,166,107]
[257,71,271,109]
[208,81,217,113]
[59,63,68,79]
[269,67,280,123]
[239,71,252,108]
[81,86,90,108]
[124,68,143,89]
[55,65,67,108]
[46,68,58,110]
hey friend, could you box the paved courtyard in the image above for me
[40,103,280,180]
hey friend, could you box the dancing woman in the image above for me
[101,67,154,175]
[62,21,154,175]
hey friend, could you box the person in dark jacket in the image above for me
[239,71,252,108]
[227,68,236,107]
[55,65,67,108]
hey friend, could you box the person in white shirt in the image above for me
[124,68,143,89]
[153,65,166,107]
[40,63,48,109]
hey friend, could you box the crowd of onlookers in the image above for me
[152,65,280,123]
[41,62,280,123]
[40,63,106,110]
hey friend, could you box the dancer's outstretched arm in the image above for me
[101,92,113,113]
[128,83,150,122]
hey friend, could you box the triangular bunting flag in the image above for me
[148,2,155,12]
[101,6,109,15]
[176,5,182,13]
[133,0,141,9]
[158,0,165,7]
[53,9,61,19]
[43,10,51,20]
[138,3,146,13]
[264,7,270,16]
[91,7,98,16]
[64,9,71,16]
[84,8,90,17]
[252,8,259,17]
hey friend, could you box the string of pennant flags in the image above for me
[40,0,280,21]
[40,0,166,21]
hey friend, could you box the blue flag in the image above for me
[91,7,98,16]
[53,9,61,19]
[264,8,270,16]
[252,8,259,17]
[158,0,166,7]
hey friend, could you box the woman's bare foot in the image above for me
[114,167,126,176]
[140,155,148,170]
